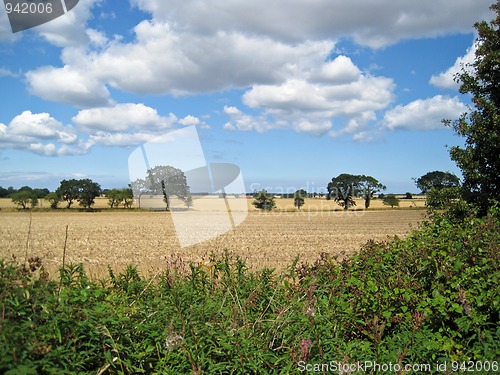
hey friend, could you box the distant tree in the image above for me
[45,192,61,209]
[0,186,9,198]
[383,194,400,209]
[56,179,81,208]
[326,174,359,210]
[106,188,123,208]
[76,179,102,209]
[358,175,386,209]
[133,165,190,211]
[252,189,275,211]
[33,188,50,198]
[294,189,307,210]
[11,191,33,209]
[414,171,460,194]
[120,187,134,208]
[446,2,500,214]
[404,192,413,199]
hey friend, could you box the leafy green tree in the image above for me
[120,187,134,208]
[414,171,461,194]
[358,175,386,209]
[294,189,307,209]
[1,186,17,197]
[133,165,190,211]
[45,192,61,209]
[56,179,81,208]
[326,174,359,210]
[252,189,275,211]
[383,194,399,209]
[11,191,33,209]
[76,179,102,209]
[33,188,50,199]
[447,2,500,214]
[106,188,123,208]
[0,186,9,198]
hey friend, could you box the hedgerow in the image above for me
[0,207,499,374]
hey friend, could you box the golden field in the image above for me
[0,196,426,278]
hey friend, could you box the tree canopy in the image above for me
[448,1,500,214]
[55,179,101,210]
[293,189,307,210]
[414,171,461,194]
[326,174,385,210]
[252,189,275,211]
[132,165,190,210]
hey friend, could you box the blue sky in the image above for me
[0,1,495,194]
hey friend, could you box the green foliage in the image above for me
[448,2,500,214]
[10,190,34,209]
[327,173,385,210]
[415,171,461,194]
[326,173,358,210]
[293,189,307,209]
[426,186,462,210]
[383,194,399,208]
[44,192,61,209]
[76,179,102,209]
[1,212,499,373]
[358,175,386,209]
[55,179,102,210]
[56,179,81,209]
[136,165,190,211]
[106,188,134,209]
[252,189,276,211]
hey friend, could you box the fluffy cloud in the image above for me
[73,103,176,132]
[430,41,477,89]
[131,0,491,48]
[26,65,114,108]
[382,95,467,131]
[35,0,101,47]
[24,0,490,111]
[223,55,394,136]
[0,111,88,156]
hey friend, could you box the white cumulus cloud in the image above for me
[382,95,467,131]
[430,41,478,90]
[73,103,176,132]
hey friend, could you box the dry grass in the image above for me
[0,206,425,278]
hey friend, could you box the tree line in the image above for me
[1,179,132,210]
[251,170,461,211]
[2,168,462,211]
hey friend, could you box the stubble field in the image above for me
[0,198,425,278]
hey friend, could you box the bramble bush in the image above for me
[0,206,499,374]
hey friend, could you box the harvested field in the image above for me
[0,207,425,278]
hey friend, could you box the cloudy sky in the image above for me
[0,1,494,193]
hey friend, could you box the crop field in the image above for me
[0,198,425,277]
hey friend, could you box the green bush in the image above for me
[0,210,499,373]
